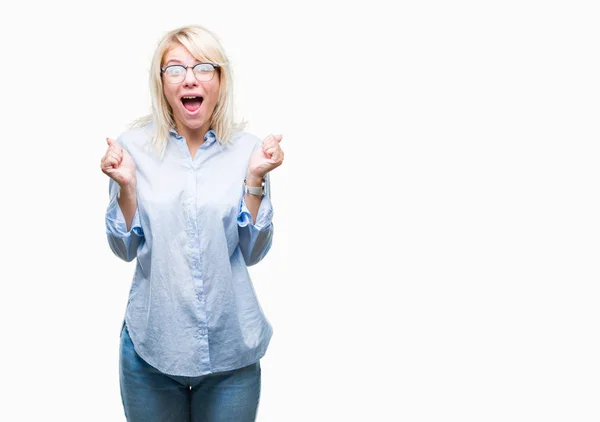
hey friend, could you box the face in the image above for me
[161,44,221,135]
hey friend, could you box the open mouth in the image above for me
[181,96,203,112]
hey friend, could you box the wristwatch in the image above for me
[244,178,265,196]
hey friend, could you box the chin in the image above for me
[186,118,206,128]
[177,113,207,130]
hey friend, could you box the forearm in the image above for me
[244,174,264,224]
[238,172,274,266]
[118,182,138,231]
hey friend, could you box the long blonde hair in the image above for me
[133,25,245,157]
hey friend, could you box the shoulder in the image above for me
[116,124,153,153]
[228,131,262,152]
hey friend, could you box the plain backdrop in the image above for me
[1,0,599,421]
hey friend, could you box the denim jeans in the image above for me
[119,322,261,422]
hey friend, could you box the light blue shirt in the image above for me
[105,124,274,377]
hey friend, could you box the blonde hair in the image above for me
[132,25,245,157]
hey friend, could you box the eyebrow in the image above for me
[163,58,184,65]
[164,58,210,66]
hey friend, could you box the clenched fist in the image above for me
[100,138,137,187]
[247,134,284,180]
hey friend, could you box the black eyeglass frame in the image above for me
[160,62,221,82]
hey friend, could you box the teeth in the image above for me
[182,96,200,99]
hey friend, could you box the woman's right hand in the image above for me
[101,138,137,187]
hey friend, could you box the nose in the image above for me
[183,67,199,88]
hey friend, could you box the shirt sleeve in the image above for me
[237,173,274,266]
[105,178,144,262]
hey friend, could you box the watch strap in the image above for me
[244,179,265,196]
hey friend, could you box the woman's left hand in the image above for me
[247,134,284,181]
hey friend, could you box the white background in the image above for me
[1,0,599,421]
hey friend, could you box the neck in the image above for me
[175,120,211,145]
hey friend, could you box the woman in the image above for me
[100,25,283,421]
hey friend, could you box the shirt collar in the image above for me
[169,127,218,146]
[203,129,218,146]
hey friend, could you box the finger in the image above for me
[264,146,278,156]
[263,146,278,159]
[100,154,113,167]
[265,144,283,156]
[108,150,122,164]
[107,138,125,156]
[104,151,121,167]
[264,134,282,146]
[106,138,123,156]
[262,134,276,148]
[108,155,119,168]
[262,138,278,151]
[102,156,119,170]
[264,148,282,164]
[270,148,283,163]
[108,145,124,157]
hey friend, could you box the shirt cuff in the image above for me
[237,190,273,231]
[105,184,143,238]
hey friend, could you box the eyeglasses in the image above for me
[160,62,220,84]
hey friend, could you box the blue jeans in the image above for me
[119,323,261,422]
